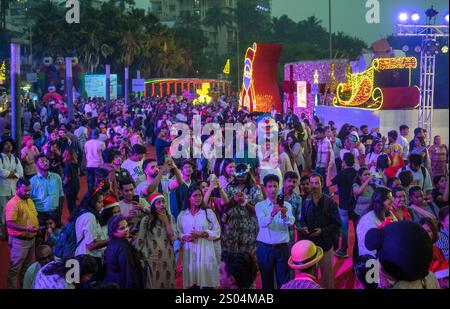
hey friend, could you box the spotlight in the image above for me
[442,46,449,54]
[398,12,409,22]
[445,13,449,23]
[411,12,420,22]
[402,45,410,52]
[414,46,422,53]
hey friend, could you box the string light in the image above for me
[333,56,418,110]
[0,61,6,85]
[372,57,418,71]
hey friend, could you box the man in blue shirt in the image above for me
[30,154,65,226]
[255,174,295,289]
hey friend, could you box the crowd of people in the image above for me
[0,93,448,289]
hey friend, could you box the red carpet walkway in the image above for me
[0,146,356,289]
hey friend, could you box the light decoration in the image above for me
[372,56,417,70]
[193,82,212,105]
[0,61,6,85]
[313,70,319,84]
[240,43,257,112]
[333,57,417,110]
[223,59,230,75]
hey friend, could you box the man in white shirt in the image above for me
[255,174,295,289]
[398,125,410,163]
[121,144,147,186]
[84,129,106,192]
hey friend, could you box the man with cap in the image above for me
[84,128,106,192]
[281,240,323,289]
[121,144,147,186]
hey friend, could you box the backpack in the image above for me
[53,210,88,260]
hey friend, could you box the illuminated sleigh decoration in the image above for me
[333,57,418,110]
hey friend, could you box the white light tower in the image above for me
[396,21,449,140]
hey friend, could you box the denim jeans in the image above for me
[256,242,290,289]
[338,208,350,251]
[86,167,97,193]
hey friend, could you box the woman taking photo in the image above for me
[221,191,259,257]
[218,159,235,192]
[135,193,177,289]
[356,187,397,257]
[177,186,221,289]
[352,167,376,261]
[226,163,264,208]
[104,215,145,289]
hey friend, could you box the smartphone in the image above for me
[210,174,217,182]
[277,194,285,207]
[132,195,140,203]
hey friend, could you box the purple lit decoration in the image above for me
[65,57,73,121]
[106,64,110,110]
[398,13,409,22]
[11,43,22,145]
[284,60,348,121]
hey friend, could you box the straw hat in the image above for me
[288,240,324,270]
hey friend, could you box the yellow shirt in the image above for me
[5,195,39,238]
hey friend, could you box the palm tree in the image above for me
[119,30,140,68]
[203,5,233,55]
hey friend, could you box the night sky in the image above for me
[135,0,449,44]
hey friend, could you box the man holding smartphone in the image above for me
[255,174,295,289]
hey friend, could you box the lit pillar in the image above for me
[124,67,129,105]
[11,43,21,146]
[152,84,155,97]
[106,64,110,111]
[65,57,73,121]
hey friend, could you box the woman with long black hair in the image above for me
[73,190,108,281]
[134,193,176,289]
[356,187,397,257]
[177,186,221,289]
[104,215,146,289]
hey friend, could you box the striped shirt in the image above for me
[281,274,322,289]
[316,137,332,168]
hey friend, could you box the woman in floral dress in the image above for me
[134,193,177,289]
